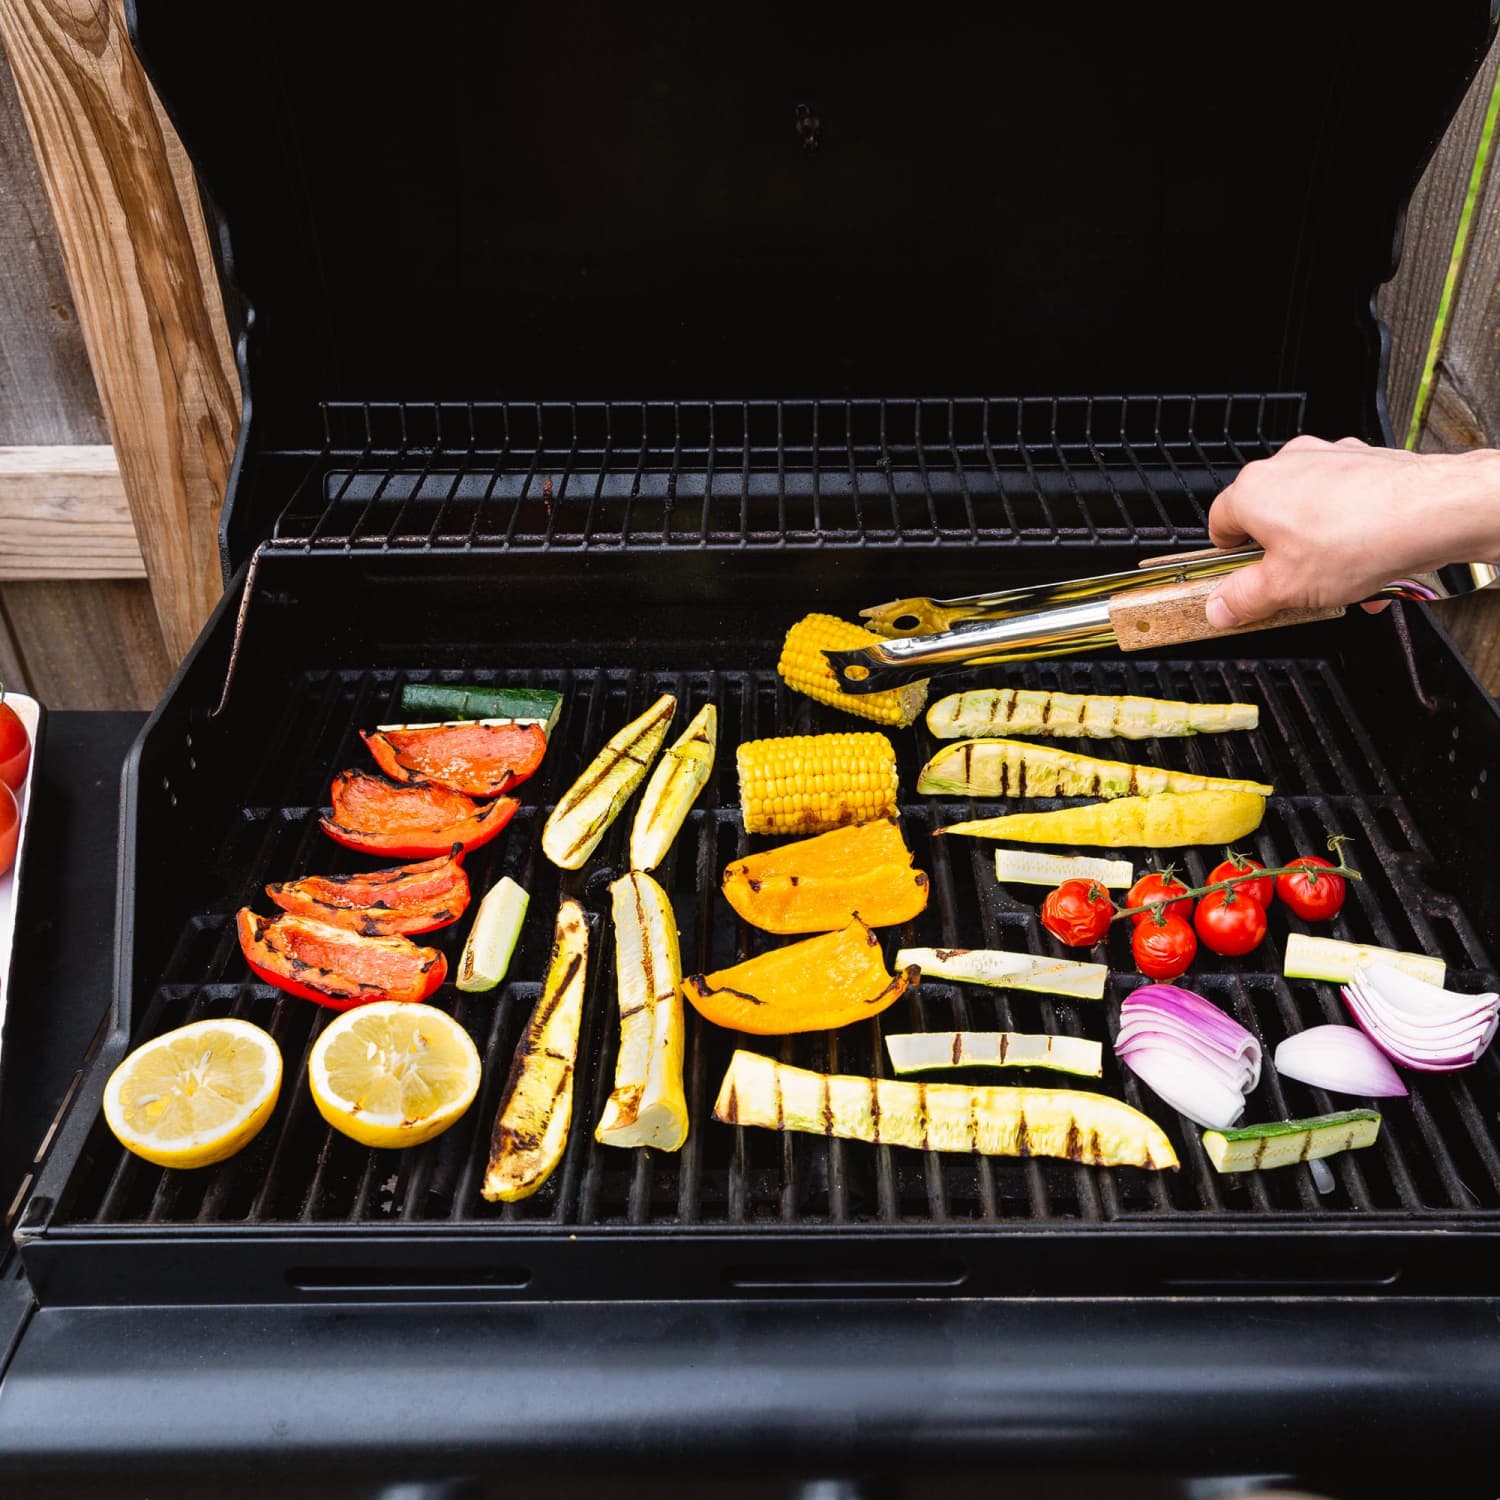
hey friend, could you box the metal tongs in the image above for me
[825,546,1500,693]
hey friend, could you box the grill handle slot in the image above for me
[289,1265,532,1295]
[724,1259,967,1294]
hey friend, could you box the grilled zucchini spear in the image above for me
[482,898,590,1203]
[629,704,716,872]
[542,694,676,869]
[926,690,1258,741]
[917,738,1271,799]
[596,872,689,1150]
[714,1050,1177,1170]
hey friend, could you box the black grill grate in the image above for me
[50,654,1500,1233]
[267,395,1306,553]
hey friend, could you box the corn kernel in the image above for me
[776,614,928,727]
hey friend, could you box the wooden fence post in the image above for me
[0,0,240,665]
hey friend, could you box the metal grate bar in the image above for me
[53,648,1499,1236]
[267,394,1303,554]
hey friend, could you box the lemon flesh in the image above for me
[309,1002,481,1149]
[103,1018,283,1170]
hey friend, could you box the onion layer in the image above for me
[1273,1025,1408,1098]
[1116,984,1262,1129]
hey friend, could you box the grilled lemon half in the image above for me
[309,1001,481,1149]
[103,1017,283,1169]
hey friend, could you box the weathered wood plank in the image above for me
[1379,38,1500,444]
[0,446,144,580]
[0,580,170,710]
[0,0,239,663]
[0,595,32,697]
[0,33,105,447]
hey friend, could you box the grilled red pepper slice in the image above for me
[236,909,447,1009]
[320,769,517,857]
[266,849,470,936]
[361,722,546,798]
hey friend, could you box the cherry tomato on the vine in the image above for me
[1193,887,1268,957]
[1132,912,1197,980]
[1276,856,1346,922]
[1207,854,1274,911]
[1125,871,1194,927]
[1040,879,1115,947]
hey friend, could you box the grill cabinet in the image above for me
[7,0,1500,1489]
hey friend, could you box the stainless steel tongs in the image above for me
[826,546,1500,693]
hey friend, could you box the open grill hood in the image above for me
[128,1,1496,572]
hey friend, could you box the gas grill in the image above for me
[5,2,1500,1494]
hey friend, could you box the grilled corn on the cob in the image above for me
[778,614,928,727]
[482,899,590,1202]
[596,872,688,1151]
[737,731,898,836]
[927,690,1258,741]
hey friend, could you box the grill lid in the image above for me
[131,0,1494,568]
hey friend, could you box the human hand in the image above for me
[1204,435,1500,629]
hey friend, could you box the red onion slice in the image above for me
[1342,965,1500,1072]
[1116,983,1262,1128]
[1114,1043,1248,1130]
[1273,1025,1408,1098]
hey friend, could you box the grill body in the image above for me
[8,4,1500,1488]
[15,404,1500,1305]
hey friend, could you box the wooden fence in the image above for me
[2,12,1499,707]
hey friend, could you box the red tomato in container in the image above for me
[0,690,29,793]
[1132,913,1197,980]
[1207,855,1273,910]
[1193,888,1269,957]
[1277,856,1347,922]
[0,780,17,879]
[1125,871,1194,926]
[1040,879,1115,947]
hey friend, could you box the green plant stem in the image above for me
[1111,860,1362,926]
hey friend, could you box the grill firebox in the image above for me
[16,433,1500,1301]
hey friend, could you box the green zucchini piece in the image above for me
[895,946,1107,1000]
[397,684,563,736]
[1283,933,1444,987]
[994,849,1134,890]
[1202,1109,1381,1173]
[456,876,530,993]
[886,1030,1103,1078]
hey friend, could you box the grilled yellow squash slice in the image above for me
[596,872,688,1151]
[926,690,1258,740]
[543,694,675,870]
[917,738,1271,799]
[713,1050,1177,1170]
[483,899,590,1202]
[938,789,1266,848]
[629,704,716,872]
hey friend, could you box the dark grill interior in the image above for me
[48,652,1500,1236]
[266,395,1305,552]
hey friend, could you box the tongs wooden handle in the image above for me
[1109,578,1343,650]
